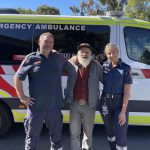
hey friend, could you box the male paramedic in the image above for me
[14,32,71,150]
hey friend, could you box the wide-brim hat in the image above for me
[77,43,93,52]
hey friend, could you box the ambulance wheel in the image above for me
[0,103,13,138]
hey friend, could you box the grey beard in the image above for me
[78,56,92,68]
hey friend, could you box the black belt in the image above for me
[104,93,123,99]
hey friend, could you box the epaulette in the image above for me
[103,61,110,67]
[122,62,130,68]
[25,52,36,59]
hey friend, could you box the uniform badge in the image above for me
[33,61,41,72]
[102,102,108,116]
[33,66,40,72]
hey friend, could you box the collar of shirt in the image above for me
[36,49,54,58]
[106,58,123,69]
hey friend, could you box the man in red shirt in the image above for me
[65,43,103,150]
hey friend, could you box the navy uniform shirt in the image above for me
[103,59,132,94]
[15,50,67,110]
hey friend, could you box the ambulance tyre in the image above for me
[0,103,13,138]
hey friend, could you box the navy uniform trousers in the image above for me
[24,107,63,150]
[99,95,128,150]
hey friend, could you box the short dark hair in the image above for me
[77,43,93,52]
[39,32,54,42]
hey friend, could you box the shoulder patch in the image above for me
[122,62,131,75]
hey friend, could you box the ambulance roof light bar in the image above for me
[105,11,124,18]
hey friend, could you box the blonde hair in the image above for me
[105,43,119,54]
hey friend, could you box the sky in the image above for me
[0,0,81,15]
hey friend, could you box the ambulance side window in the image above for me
[124,27,150,65]
[0,23,33,64]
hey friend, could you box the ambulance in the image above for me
[0,13,150,137]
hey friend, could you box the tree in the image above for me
[17,5,60,15]
[69,0,105,16]
[101,0,128,11]
[25,9,34,14]
[80,0,101,15]
[17,7,34,14]
[125,0,150,21]
[69,6,80,15]
[69,0,128,16]
[36,5,60,15]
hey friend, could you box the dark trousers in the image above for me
[24,107,63,150]
[99,96,128,150]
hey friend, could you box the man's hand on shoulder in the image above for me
[68,55,78,64]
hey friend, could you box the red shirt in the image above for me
[74,63,90,101]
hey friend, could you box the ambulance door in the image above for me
[0,20,34,136]
[118,22,150,125]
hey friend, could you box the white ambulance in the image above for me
[0,13,150,137]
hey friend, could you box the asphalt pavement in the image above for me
[0,124,150,150]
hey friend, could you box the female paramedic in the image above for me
[99,43,132,150]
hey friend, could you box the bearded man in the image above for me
[65,43,103,150]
